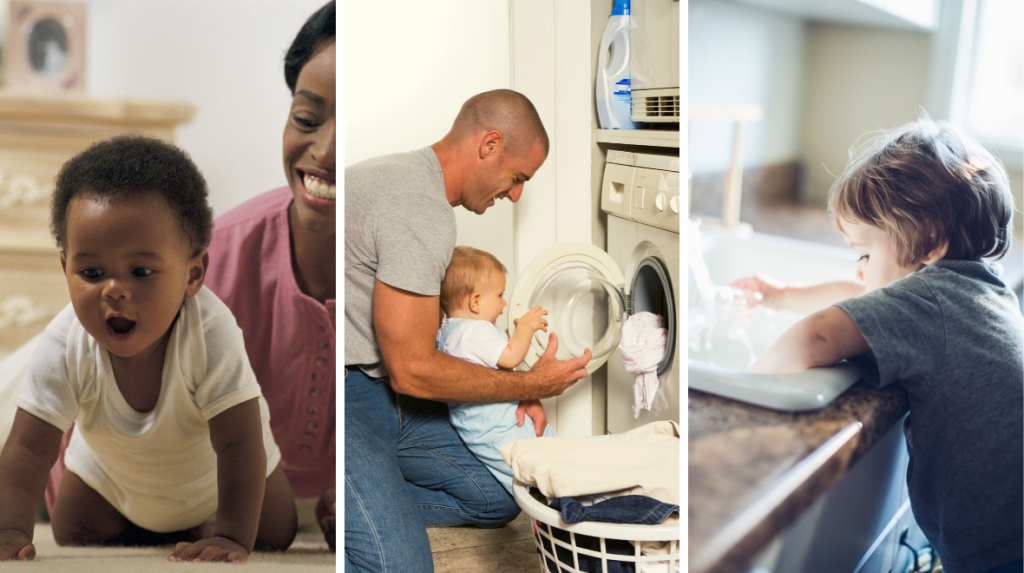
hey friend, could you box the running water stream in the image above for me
[687,220,759,369]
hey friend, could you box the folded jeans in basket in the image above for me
[550,496,679,525]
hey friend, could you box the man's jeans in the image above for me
[344,368,521,572]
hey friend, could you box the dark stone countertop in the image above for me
[688,382,910,573]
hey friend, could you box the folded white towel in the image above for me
[618,312,667,417]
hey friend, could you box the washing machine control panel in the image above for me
[601,153,680,234]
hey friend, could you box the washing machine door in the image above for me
[507,242,626,373]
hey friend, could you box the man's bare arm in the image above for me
[373,280,590,402]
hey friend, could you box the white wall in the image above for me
[801,23,930,204]
[84,0,327,217]
[344,1,515,330]
[688,0,806,173]
[511,0,595,437]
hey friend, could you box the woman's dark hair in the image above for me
[284,1,336,94]
[51,135,213,255]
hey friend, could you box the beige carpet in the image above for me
[13,499,335,571]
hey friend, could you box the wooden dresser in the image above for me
[0,93,194,360]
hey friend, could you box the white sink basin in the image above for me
[688,228,862,411]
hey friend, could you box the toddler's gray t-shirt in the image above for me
[835,260,1023,573]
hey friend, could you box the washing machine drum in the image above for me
[625,243,678,376]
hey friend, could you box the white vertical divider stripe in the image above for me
[511,0,557,273]
[552,0,597,438]
[511,0,597,438]
[554,0,595,246]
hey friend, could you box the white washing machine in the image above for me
[602,150,680,433]
[506,150,680,435]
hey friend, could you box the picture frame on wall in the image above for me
[4,0,86,93]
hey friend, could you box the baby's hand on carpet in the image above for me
[316,486,336,551]
[168,536,249,563]
[0,529,34,561]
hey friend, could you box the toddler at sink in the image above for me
[436,246,557,494]
[734,117,1022,573]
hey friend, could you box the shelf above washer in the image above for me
[596,129,679,148]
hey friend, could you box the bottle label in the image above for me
[614,78,632,114]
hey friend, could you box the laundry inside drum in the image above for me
[527,262,625,361]
[631,257,675,375]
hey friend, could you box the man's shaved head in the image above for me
[448,89,549,158]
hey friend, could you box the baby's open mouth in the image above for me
[108,317,136,334]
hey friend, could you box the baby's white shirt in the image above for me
[17,287,280,532]
[437,317,508,368]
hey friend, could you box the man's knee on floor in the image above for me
[467,492,520,528]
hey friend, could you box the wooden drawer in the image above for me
[0,251,67,360]
[0,92,195,253]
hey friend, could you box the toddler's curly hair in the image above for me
[51,135,213,255]
[828,116,1014,266]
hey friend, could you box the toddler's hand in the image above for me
[168,536,249,564]
[516,399,548,436]
[514,306,548,334]
[0,530,34,561]
[731,275,786,311]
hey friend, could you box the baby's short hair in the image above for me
[828,116,1014,266]
[51,135,213,255]
[440,246,507,316]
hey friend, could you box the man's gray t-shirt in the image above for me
[835,260,1023,573]
[345,147,456,378]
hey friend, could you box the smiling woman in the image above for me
[282,37,337,301]
[203,0,336,549]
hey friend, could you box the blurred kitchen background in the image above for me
[688,0,1023,297]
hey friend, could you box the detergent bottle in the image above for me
[596,0,640,130]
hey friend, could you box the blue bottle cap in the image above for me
[612,0,629,16]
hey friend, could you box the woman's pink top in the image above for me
[204,187,336,499]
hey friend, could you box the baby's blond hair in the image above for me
[828,116,1014,266]
[440,246,507,316]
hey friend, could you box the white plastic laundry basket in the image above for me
[512,479,680,573]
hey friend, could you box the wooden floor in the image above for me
[428,512,542,573]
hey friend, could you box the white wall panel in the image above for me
[86,0,326,216]
[511,0,595,438]
[510,0,557,271]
